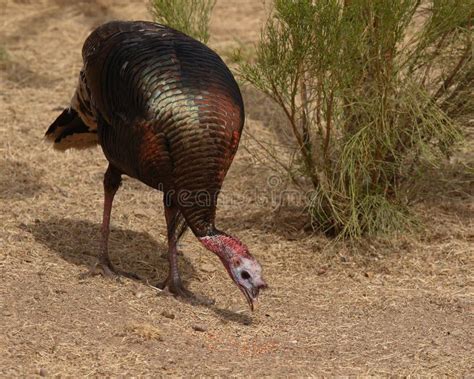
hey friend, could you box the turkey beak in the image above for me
[239,279,267,311]
[241,286,254,311]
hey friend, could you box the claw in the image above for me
[158,277,214,306]
[158,276,194,298]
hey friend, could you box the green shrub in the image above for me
[239,0,471,238]
[149,0,216,43]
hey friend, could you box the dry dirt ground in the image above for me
[1,0,473,376]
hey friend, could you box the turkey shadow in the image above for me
[23,217,191,285]
[211,307,252,325]
[24,217,252,324]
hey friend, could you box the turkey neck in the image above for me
[198,229,252,264]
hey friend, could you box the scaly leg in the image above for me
[159,204,193,297]
[87,164,138,280]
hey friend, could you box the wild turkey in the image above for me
[45,21,266,309]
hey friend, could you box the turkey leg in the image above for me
[86,164,139,280]
[159,204,193,297]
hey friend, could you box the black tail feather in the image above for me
[45,108,98,150]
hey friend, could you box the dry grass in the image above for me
[0,0,473,376]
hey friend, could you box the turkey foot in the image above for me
[159,276,193,298]
[158,276,215,306]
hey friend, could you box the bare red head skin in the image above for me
[199,233,267,310]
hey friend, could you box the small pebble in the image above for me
[134,291,145,299]
[39,368,47,377]
[317,267,327,275]
[161,311,175,320]
[192,324,207,332]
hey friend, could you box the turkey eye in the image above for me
[241,270,251,280]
